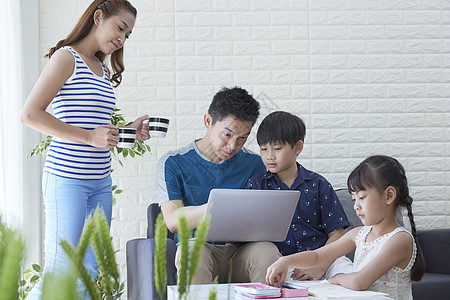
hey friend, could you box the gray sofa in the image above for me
[127,189,450,300]
[412,228,450,299]
[127,204,177,300]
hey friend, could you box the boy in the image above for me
[158,87,280,284]
[246,111,350,280]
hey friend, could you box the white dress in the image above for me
[353,226,416,300]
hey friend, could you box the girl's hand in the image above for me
[87,124,119,148]
[127,115,150,141]
[327,273,341,284]
[266,257,290,287]
[327,272,361,289]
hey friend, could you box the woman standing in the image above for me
[21,1,148,298]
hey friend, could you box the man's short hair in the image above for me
[208,87,260,125]
[257,111,306,147]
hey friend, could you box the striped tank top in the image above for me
[43,46,116,180]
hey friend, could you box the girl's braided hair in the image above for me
[347,155,425,281]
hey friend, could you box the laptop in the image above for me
[204,189,300,242]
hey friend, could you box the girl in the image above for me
[266,155,425,300]
[21,1,148,298]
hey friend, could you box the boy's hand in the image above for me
[290,267,324,281]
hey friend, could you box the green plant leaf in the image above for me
[41,272,80,300]
[154,213,167,299]
[208,288,217,300]
[188,216,210,283]
[177,216,190,298]
[60,240,101,300]
[0,222,24,300]
[26,136,52,158]
[32,264,41,272]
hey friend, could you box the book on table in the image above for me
[281,282,309,297]
[234,290,281,299]
[234,282,309,298]
[283,280,390,298]
[234,283,281,298]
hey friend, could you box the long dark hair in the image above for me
[45,0,137,87]
[347,155,425,281]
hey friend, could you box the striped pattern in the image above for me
[43,46,115,179]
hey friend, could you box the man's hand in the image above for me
[160,200,208,233]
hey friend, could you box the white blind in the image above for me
[0,0,41,266]
[0,0,24,229]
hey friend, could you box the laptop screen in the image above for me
[204,189,300,242]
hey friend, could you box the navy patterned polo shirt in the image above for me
[245,163,350,256]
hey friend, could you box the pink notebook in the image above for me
[235,290,282,299]
[281,286,308,297]
[234,283,281,297]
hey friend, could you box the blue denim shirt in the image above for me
[245,163,350,256]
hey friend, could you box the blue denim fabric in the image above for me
[26,172,113,300]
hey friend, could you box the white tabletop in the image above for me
[167,283,394,300]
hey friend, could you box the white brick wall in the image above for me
[39,0,450,296]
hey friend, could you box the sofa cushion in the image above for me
[416,229,450,275]
[412,273,450,300]
[334,188,362,231]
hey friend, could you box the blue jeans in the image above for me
[27,172,113,300]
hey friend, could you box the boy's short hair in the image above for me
[257,111,306,147]
[208,87,260,125]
